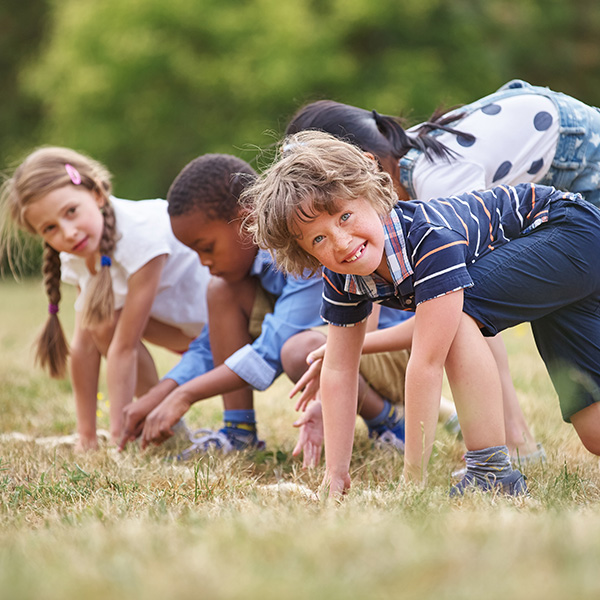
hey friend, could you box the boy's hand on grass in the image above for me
[290,357,323,412]
[140,392,192,448]
[292,400,324,468]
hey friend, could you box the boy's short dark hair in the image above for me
[167,154,256,221]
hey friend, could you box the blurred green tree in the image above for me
[0,0,48,167]
[4,0,600,201]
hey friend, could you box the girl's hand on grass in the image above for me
[292,400,324,468]
[319,470,351,500]
[119,402,147,450]
[290,357,323,412]
[75,435,99,452]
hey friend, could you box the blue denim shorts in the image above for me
[463,197,600,421]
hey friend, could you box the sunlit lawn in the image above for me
[1,278,599,600]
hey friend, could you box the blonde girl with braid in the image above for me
[0,147,210,450]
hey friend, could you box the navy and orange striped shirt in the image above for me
[321,183,575,326]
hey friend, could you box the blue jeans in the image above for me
[463,197,600,421]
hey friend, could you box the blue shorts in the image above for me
[463,197,600,422]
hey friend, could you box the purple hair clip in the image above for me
[48,303,59,315]
[65,163,82,185]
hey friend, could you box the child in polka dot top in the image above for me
[286,79,600,207]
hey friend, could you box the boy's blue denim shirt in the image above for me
[165,249,409,391]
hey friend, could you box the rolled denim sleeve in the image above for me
[225,275,325,390]
[163,326,214,386]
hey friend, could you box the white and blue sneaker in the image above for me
[176,427,265,461]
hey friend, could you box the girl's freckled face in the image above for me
[25,186,105,259]
[295,197,387,277]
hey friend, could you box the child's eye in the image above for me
[67,206,77,215]
[340,212,351,222]
[42,224,55,234]
[313,235,324,245]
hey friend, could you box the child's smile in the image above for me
[296,197,388,277]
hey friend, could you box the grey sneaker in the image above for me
[450,468,528,497]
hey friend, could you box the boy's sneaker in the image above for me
[449,468,528,497]
[372,428,405,452]
[443,412,463,440]
[176,427,265,461]
[511,442,547,467]
[370,413,405,453]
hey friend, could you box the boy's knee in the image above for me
[577,432,600,456]
[571,403,600,455]
[281,330,326,381]
[207,276,255,313]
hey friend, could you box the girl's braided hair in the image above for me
[0,146,116,378]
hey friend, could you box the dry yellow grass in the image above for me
[1,277,600,600]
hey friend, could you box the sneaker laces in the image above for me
[177,428,234,461]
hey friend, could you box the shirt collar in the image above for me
[344,208,413,297]
[249,248,271,277]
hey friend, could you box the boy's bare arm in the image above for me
[140,364,247,447]
[320,321,367,497]
[403,291,463,484]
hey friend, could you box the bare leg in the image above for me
[135,341,160,398]
[89,310,161,441]
[486,334,539,457]
[571,403,600,455]
[207,276,256,411]
[445,315,505,453]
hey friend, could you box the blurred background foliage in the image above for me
[2,0,600,200]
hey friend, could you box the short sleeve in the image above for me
[410,225,473,305]
[321,271,372,326]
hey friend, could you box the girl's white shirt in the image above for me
[60,196,209,338]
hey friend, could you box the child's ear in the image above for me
[363,152,384,172]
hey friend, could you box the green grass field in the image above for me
[1,278,600,600]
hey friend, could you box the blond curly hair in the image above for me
[243,130,397,277]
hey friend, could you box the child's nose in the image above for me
[332,230,351,250]
[62,222,78,240]
[197,253,213,267]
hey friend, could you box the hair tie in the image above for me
[65,164,82,185]
[48,303,59,315]
[101,255,112,267]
